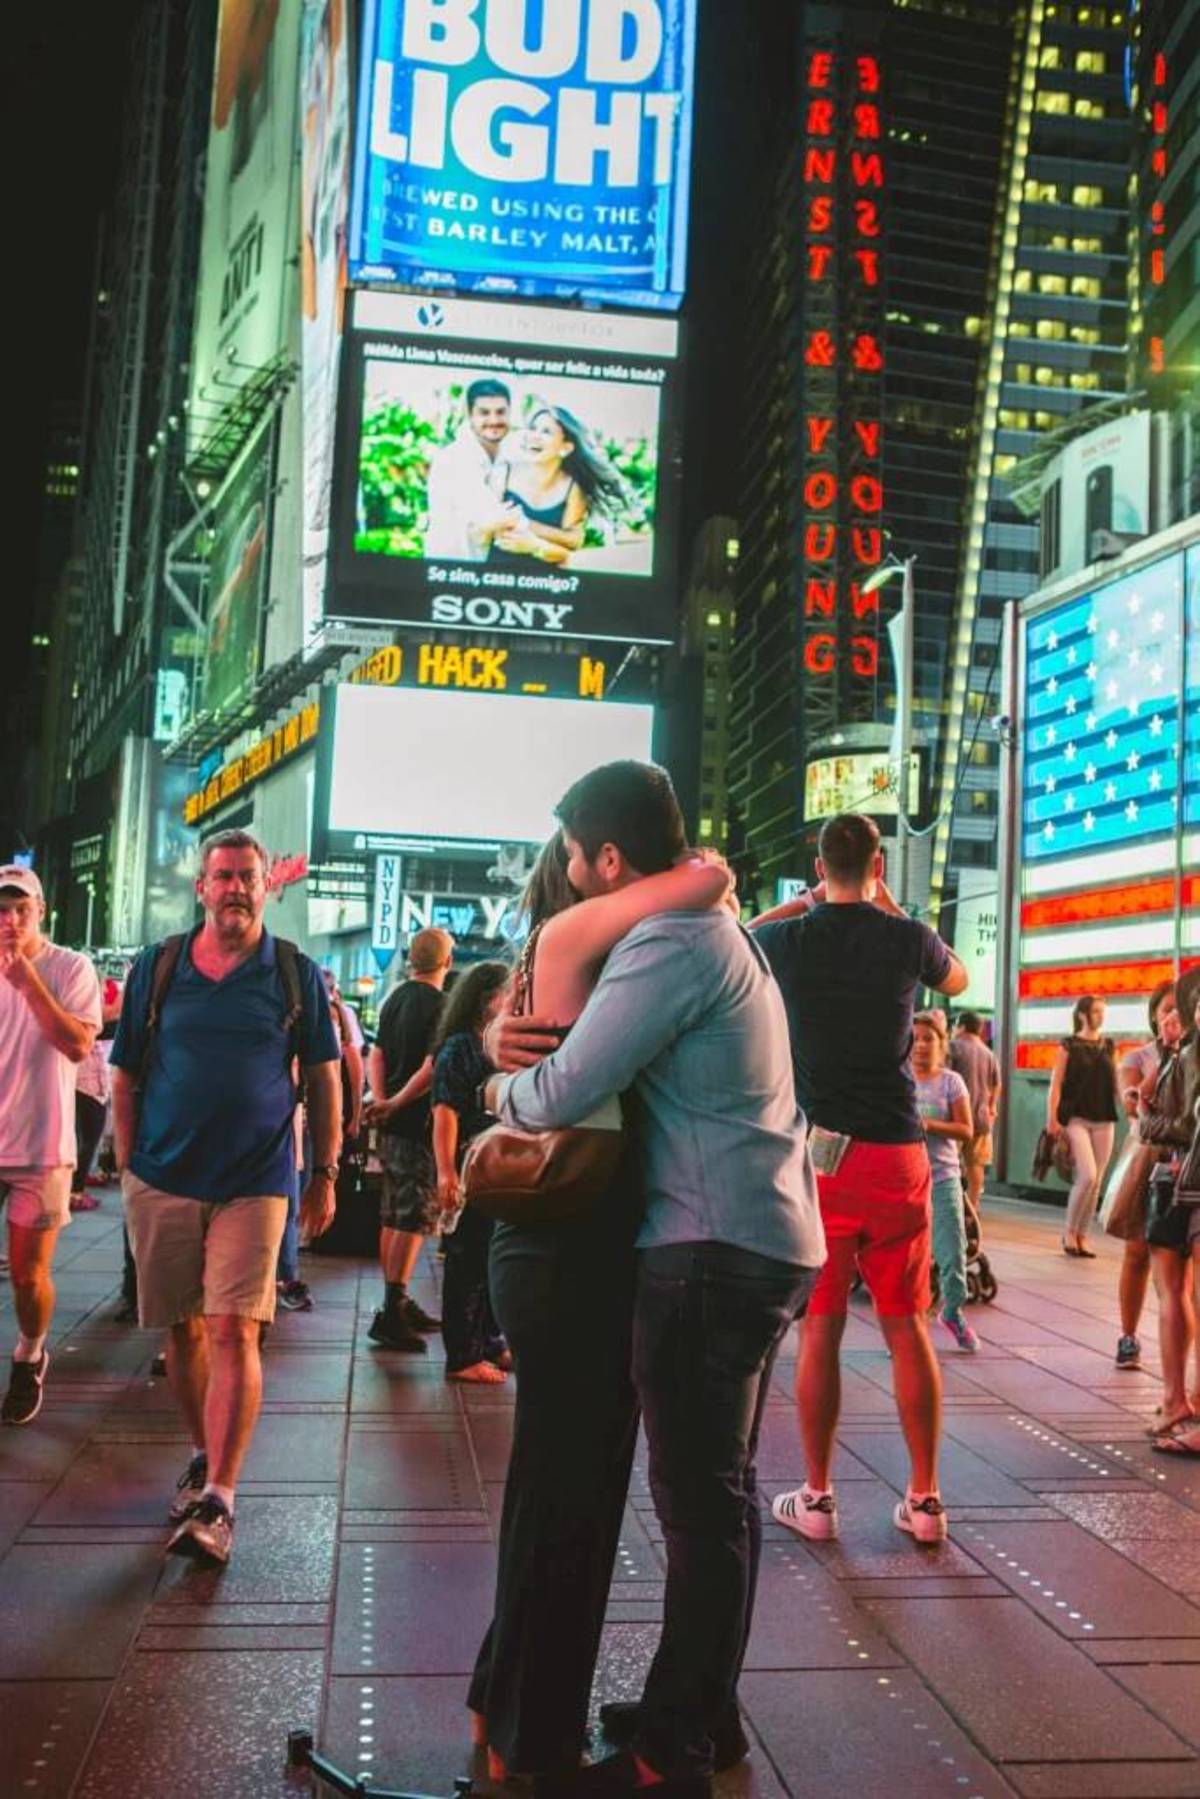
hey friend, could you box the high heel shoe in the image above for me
[1061,1240,1081,1256]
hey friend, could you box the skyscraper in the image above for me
[728,0,1016,904]
[1130,0,1199,522]
[935,0,1133,908]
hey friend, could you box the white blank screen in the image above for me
[327,685,656,844]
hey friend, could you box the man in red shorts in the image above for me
[752,814,967,1543]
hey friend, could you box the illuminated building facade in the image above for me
[728,0,1015,903]
[1130,0,1199,522]
[935,0,1133,912]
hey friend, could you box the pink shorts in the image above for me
[808,1140,932,1319]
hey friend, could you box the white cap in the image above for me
[0,864,44,903]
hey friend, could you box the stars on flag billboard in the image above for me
[1015,539,1200,1068]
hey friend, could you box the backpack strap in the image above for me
[274,938,307,1065]
[141,934,188,1085]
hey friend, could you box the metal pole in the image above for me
[895,557,916,911]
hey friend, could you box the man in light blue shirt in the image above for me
[487,761,824,1799]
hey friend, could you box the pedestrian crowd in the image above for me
[2,756,1198,1799]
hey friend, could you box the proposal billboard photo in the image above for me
[330,293,680,643]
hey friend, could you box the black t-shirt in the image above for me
[375,980,445,1141]
[754,903,953,1143]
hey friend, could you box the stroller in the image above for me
[930,1188,998,1306]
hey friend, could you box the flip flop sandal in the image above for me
[1146,1412,1195,1437]
[1151,1428,1200,1456]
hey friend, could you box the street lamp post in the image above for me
[862,550,917,911]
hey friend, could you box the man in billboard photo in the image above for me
[424,378,518,562]
[109,830,342,1565]
[0,866,102,1427]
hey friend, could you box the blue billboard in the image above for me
[349,0,697,312]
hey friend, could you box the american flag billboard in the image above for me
[1015,536,1200,1072]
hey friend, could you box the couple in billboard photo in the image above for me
[355,363,659,579]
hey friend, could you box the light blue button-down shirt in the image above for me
[495,911,826,1270]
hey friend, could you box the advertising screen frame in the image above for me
[312,682,657,858]
[348,0,698,313]
[203,415,279,720]
[187,0,302,453]
[327,291,681,645]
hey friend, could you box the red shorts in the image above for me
[808,1140,932,1319]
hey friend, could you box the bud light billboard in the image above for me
[349,0,698,312]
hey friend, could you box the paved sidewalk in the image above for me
[1,1194,1198,1799]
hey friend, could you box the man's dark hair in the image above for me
[817,812,880,885]
[466,378,510,411]
[556,760,685,876]
[959,1010,983,1035]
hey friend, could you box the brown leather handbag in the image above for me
[460,923,624,1226]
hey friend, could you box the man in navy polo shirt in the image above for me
[110,829,341,1565]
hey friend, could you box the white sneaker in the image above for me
[894,1492,948,1543]
[771,1485,839,1540]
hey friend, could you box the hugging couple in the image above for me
[464,759,825,1799]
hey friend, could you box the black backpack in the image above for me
[139,932,306,1086]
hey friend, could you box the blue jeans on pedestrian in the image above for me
[631,1240,818,1779]
[931,1175,968,1317]
[276,1174,300,1284]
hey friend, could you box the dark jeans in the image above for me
[632,1241,817,1779]
[442,1203,505,1372]
[277,1173,301,1284]
[468,1185,640,1774]
[72,1092,107,1195]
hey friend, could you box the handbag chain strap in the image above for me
[511,921,546,1019]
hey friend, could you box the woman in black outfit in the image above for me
[1046,994,1121,1254]
[431,962,512,1384]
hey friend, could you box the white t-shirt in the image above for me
[76,1036,111,1104]
[424,431,510,561]
[0,944,102,1167]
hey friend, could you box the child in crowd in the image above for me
[913,1010,979,1352]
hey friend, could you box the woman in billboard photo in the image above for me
[488,402,627,570]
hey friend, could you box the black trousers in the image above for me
[632,1241,818,1779]
[468,1187,640,1774]
[72,1092,107,1195]
[441,1202,505,1372]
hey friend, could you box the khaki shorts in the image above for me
[963,1133,993,1173]
[122,1172,289,1330]
[1,1166,73,1232]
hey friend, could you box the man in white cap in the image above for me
[0,865,102,1425]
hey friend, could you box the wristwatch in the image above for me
[311,1163,339,1182]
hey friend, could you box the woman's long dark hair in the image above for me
[519,834,576,932]
[434,961,510,1052]
[529,401,625,520]
[1072,994,1100,1035]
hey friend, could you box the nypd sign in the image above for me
[350,0,697,310]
